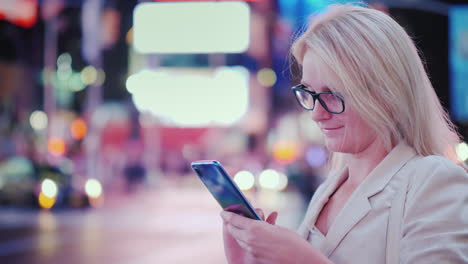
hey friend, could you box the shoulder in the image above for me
[402,155,467,192]
[405,155,465,172]
[401,155,468,217]
[399,156,468,262]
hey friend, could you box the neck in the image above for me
[346,138,391,186]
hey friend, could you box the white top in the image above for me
[306,225,326,250]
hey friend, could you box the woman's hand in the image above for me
[222,209,277,264]
[221,210,331,264]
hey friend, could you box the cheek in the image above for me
[347,119,371,135]
[342,108,369,133]
[346,118,375,141]
[342,114,377,148]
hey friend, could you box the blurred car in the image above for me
[0,156,90,209]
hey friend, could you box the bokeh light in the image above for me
[30,110,48,131]
[456,142,468,161]
[48,137,66,157]
[272,140,299,164]
[258,169,279,190]
[80,66,98,85]
[57,66,72,81]
[41,179,58,198]
[85,179,103,199]
[305,145,328,168]
[71,118,87,140]
[234,170,255,190]
[96,69,106,86]
[256,68,277,87]
[68,73,86,92]
[38,192,56,209]
[276,172,288,191]
[258,169,288,191]
[57,53,72,68]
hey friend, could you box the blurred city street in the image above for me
[0,177,304,264]
[0,0,467,263]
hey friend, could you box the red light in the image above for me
[0,0,38,28]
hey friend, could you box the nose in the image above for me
[310,100,332,122]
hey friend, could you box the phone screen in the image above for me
[191,161,262,220]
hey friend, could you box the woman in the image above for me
[221,4,468,264]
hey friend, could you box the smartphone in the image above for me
[191,160,262,220]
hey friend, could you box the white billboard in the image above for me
[126,66,249,127]
[133,2,250,54]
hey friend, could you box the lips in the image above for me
[321,126,343,130]
[320,126,343,136]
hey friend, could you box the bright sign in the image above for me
[126,66,249,127]
[0,0,37,28]
[133,1,250,53]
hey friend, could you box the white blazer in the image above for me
[297,143,468,263]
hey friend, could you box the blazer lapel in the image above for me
[299,168,349,238]
[320,191,371,256]
[321,142,417,257]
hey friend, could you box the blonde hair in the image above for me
[291,4,463,170]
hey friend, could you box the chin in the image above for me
[324,139,350,153]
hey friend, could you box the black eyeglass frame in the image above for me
[291,84,345,114]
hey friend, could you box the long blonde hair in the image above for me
[291,4,463,170]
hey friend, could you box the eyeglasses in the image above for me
[291,84,345,114]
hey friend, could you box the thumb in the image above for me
[266,211,278,225]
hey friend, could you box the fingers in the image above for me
[255,208,265,220]
[226,222,250,243]
[221,209,277,225]
[266,212,278,225]
[221,211,252,229]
